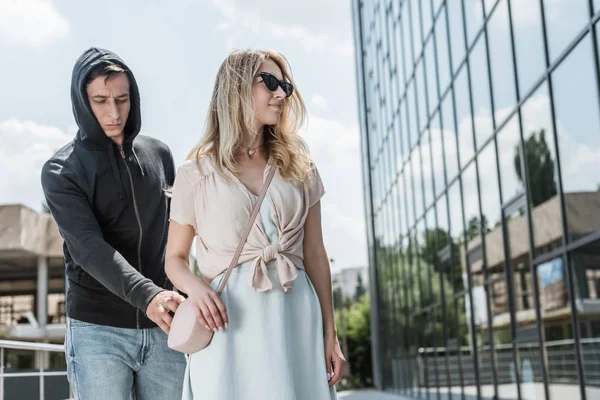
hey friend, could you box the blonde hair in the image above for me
[187,49,312,182]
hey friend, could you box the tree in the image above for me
[336,293,372,388]
[354,272,366,301]
[514,129,557,207]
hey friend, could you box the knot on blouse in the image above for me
[251,243,298,293]
[260,244,279,263]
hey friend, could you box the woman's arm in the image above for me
[303,201,336,336]
[303,201,346,385]
[165,221,228,332]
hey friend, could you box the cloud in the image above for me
[0,119,71,210]
[300,116,367,269]
[311,94,329,112]
[210,0,352,55]
[0,0,69,46]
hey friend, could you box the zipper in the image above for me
[120,145,143,329]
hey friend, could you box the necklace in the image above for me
[246,143,263,157]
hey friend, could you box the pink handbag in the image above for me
[168,166,276,354]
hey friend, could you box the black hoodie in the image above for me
[41,48,174,329]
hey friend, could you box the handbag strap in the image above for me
[216,165,277,294]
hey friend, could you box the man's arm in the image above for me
[41,159,163,312]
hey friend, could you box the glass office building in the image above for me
[351,1,600,399]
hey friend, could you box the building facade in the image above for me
[352,1,600,399]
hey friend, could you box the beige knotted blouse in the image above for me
[169,156,325,292]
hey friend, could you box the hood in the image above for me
[71,47,142,149]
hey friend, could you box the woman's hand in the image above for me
[324,332,346,386]
[187,278,228,332]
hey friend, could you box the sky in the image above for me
[0,0,367,273]
[2,0,599,274]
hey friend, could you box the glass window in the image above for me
[401,100,411,165]
[510,0,546,98]
[402,2,414,76]
[398,172,408,235]
[570,242,600,397]
[404,165,416,229]
[407,80,419,150]
[543,0,589,63]
[436,8,452,95]
[425,37,439,117]
[447,0,467,73]
[464,0,484,47]
[478,140,503,248]
[552,33,600,242]
[470,35,494,149]
[448,181,465,293]
[430,112,446,197]
[410,0,423,59]
[422,0,433,37]
[497,113,524,203]
[416,60,428,134]
[463,161,482,248]
[442,91,460,183]
[521,83,562,257]
[487,0,517,126]
[454,66,475,168]
[393,17,406,99]
[412,146,424,220]
[422,131,435,209]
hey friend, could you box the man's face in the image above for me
[86,73,131,145]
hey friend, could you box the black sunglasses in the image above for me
[254,72,294,97]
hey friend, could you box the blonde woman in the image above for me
[165,49,345,399]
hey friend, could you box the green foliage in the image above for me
[335,294,373,388]
[514,129,558,207]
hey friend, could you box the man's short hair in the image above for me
[85,61,128,85]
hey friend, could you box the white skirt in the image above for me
[181,263,338,400]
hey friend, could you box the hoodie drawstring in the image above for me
[131,147,145,177]
[108,144,126,199]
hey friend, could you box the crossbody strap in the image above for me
[216,165,277,294]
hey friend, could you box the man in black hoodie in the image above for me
[41,48,186,399]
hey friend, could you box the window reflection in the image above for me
[430,113,446,197]
[543,0,589,63]
[463,0,484,47]
[510,0,546,98]
[454,66,475,168]
[436,8,452,95]
[570,241,600,397]
[487,0,516,126]
[412,146,424,220]
[409,0,423,59]
[470,35,493,149]
[447,0,467,73]
[421,130,435,209]
[442,91,460,182]
[552,33,600,242]
[425,38,438,118]
[520,83,562,257]
[402,3,414,72]
[416,60,428,134]
[497,114,524,202]
[407,80,418,151]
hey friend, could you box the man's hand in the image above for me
[146,290,185,334]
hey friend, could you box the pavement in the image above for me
[337,390,412,400]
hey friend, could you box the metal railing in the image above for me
[392,338,600,390]
[0,340,70,400]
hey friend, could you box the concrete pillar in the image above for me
[37,256,48,327]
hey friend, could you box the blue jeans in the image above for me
[65,318,187,400]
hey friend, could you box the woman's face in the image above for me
[252,59,287,130]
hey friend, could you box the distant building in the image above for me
[332,266,369,300]
[0,204,65,342]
